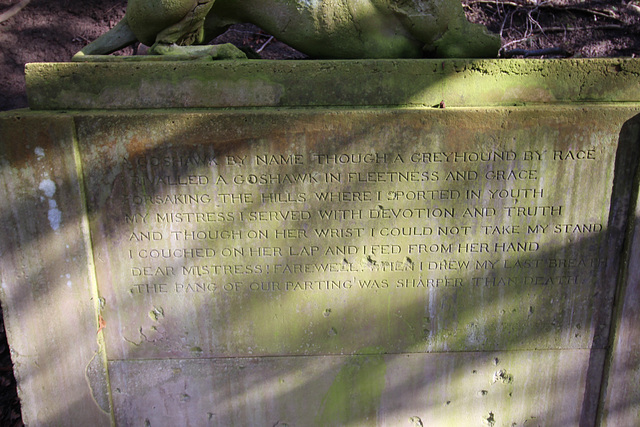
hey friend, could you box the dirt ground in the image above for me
[1,0,640,424]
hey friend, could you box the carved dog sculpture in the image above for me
[74,0,500,59]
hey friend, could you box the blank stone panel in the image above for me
[108,349,603,426]
[0,113,111,426]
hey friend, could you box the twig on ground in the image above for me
[532,24,628,33]
[227,28,269,37]
[527,5,546,37]
[502,46,571,57]
[0,0,31,23]
[499,36,532,52]
[72,36,90,44]
[256,35,274,53]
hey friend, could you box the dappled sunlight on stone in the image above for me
[1,59,640,425]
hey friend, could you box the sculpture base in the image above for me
[1,59,640,426]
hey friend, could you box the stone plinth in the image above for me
[1,59,639,426]
[25,59,640,109]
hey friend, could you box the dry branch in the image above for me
[466,0,622,20]
[533,24,627,33]
[0,0,31,23]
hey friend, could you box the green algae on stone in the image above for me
[316,347,387,426]
[25,59,640,110]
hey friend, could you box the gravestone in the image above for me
[1,59,640,426]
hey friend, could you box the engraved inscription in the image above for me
[119,146,606,296]
[85,111,620,356]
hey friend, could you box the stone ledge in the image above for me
[25,58,640,110]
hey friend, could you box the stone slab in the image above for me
[3,58,640,426]
[108,349,604,426]
[0,113,112,425]
[73,106,640,361]
[25,58,640,110]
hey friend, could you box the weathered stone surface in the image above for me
[2,59,640,426]
[75,107,638,363]
[0,113,111,426]
[25,59,640,110]
[600,139,640,426]
[108,349,603,426]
